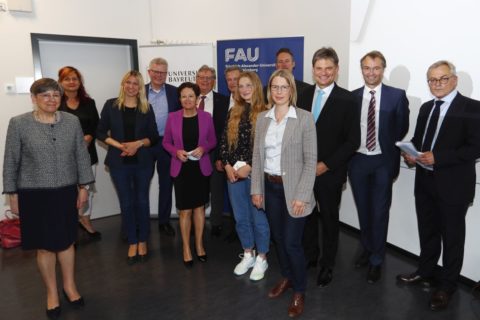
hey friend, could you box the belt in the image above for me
[265,173,283,184]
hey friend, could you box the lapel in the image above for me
[320,83,338,118]
[258,115,270,154]
[282,113,297,152]
[434,93,462,144]
[114,106,125,141]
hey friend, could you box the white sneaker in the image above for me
[234,252,255,276]
[249,256,268,281]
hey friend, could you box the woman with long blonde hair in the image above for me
[219,71,270,281]
[97,70,159,264]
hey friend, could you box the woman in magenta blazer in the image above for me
[163,82,217,267]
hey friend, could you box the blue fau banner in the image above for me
[216,37,304,96]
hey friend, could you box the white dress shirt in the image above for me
[264,105,297,176]
[197,90,214,115]
[358,84,382,155]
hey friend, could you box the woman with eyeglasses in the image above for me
[3,78,94,319]
[163,82,216,267]
[251,69,317,318]
[58,66,101,241]
[97,70,159,265]
[219,71,270,281]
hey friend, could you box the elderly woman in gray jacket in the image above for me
[251,69,317,318]
[3,78,94,320]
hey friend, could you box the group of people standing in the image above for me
[3,45,480,319]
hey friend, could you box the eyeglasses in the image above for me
[196,76,214,81]
[37,93,61,101]
[238,84,253,90]
[149,70,167,76]
[270,85,290,92]
[427,75,454,85]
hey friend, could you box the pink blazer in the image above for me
[162,109,217,177]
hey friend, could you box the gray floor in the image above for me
[1,215,479,320]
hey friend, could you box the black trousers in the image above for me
[415,169,469,292]
[303,174,344,268]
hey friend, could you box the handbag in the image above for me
[0,210,21,249]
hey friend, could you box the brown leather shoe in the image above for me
[287,293,305,318]
[268,278,292,298]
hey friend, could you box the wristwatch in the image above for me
[79,184,91,191]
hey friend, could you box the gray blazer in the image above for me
[251,107,317,217]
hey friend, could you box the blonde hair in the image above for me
[115,70,149,114]
[227,71,266,150]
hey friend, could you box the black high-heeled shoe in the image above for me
[196,253,208,263]
[78,222,102,240]
[184,260,194,268]
[46,306,61,319]
[127,255,138,265]
[63,290,85,308]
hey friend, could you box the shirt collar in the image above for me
[149,83,165,94]
[265,105,297,120]
[434,89,458,104]
[316,82,335,95]
[363,83,382,95]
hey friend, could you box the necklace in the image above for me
[33,111,58,124]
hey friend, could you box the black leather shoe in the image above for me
[158,223,175,236]
[138,254,148,263]
[197,254,207,263]
[63,290,85,308]
[316,267,333,287]
[430,290,451,310]
[79,223,102,241]
[184,260,193,268]
[211,225,222,237]
[367,265,381,284]
[354,251,370,268]
[396,272,435,288]
[46,306,61,319]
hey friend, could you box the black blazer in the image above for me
[96,98,160,169]
[411,93,480,204]
[352,84,409,178]
[297,83,360,183]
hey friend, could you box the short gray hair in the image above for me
[149,57,168,69]
[427,60,456,77]
[197,65,217,79]
[224,65,242,76]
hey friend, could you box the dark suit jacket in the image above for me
[211,91,229,160]
[97,98,160,168]
[145,83,181,116]
[297,83,360,183]
[411,92,480,204]
[352,84,409,178]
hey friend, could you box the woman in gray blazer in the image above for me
[251,69,317,318]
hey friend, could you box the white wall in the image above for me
[343,0,480,281]
[1,0,478,281]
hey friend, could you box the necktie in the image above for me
[366,90,376,151]
[312,89,324,122]
[421,100,444,152]
[198,95,206,110]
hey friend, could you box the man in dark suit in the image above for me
[263,48,309,102]
[349,51,409,283]
[195,65,230,236]
[397,60,480,310]
[145,57,181,237]
[297,47,360,287]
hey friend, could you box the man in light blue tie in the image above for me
[297,47,360,288]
